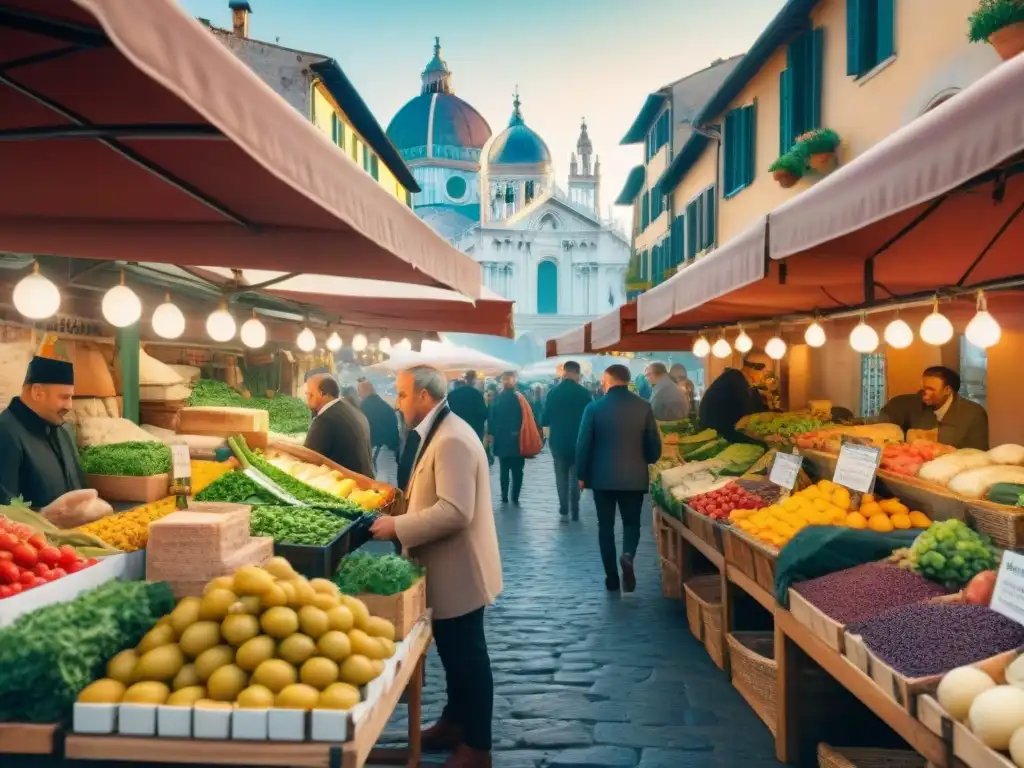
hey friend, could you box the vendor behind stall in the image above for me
[878,366,989,450]
[697,353,770,444]
[0,356,111,526]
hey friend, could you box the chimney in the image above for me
[229,0,251,38]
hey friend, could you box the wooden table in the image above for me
[0,722,60,755]
[65,623,432,768]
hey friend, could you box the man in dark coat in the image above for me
[447,371,488,441]
[698,360,769,445]
[879,366,989,450]
[576,364,661,593]
[489,371,528,504]
[542,361,592,521]
[357,379,400,473]
[304,373,374,478]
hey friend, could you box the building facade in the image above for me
[202,1,418,204]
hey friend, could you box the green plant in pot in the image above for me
[768,150,807,189]
[968,0,1024,60]
[795,129,841,173]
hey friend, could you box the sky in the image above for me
[178,0,786,229]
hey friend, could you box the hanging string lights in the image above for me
[296,326,316,352]
[849,314,880,354]
[804,321,827,348]
[326,330,342,352]
[240,311,267,349]
[883,316,913,349]
[733,327,753,353]
[12,262,61,320]
[206,298,236,343]
[395,337,412,352]
[765,332,787,360]
[101,271,142,328]
[151,292,186,340]
[711,335,732,359]
[919,297,954,346]
[692,334,711,358]
[351,333,368,352]
[964,290,1001,349]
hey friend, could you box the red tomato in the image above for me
[0,585,12,599]
[50,567,66,579]
[43,570,61,582]
[86,558,98,566]
[65,560,84,574]
[0,551,11,562]
[0,561,18,584]
[33,563,50,577]
[19,569,35,586]
[11,544,37,569]
[27,534,47,551]
[0,533,18,552]
[37,546,61,567]
[58,545,80,567]
[8,581,22,594]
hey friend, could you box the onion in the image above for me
[966,570,998,606]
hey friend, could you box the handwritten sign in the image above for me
[768,451,803,491]
[170,443,191,481]
[991,551,1024,627]
[832,443,882,494]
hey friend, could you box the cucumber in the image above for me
[986,482,1024,507]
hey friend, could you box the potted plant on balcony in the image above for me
[796,129,841,173]
[769,151,807,189]
[968,0,1024,60]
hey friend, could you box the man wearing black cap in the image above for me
[0,356,104,525]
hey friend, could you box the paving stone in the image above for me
[593,723,713,751]
[546,745,639,768]
[518,722,594,749]
[508,691,629,722]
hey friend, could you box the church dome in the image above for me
[486,91,551,168]
[385,38,491,161]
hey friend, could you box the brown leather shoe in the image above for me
[443,744,492,768]
[421,719,464,752]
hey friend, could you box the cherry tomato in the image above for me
[58,545,79,567]
[8,581,22,594]
[37,546,61,567]
[0,533,18,552]
[86,558,98,566]
[0,561,18,584]
[11,544,37,569]
[65,560,83,574]
[33,563,50,577]
[27,534,47,551]
[0,585,12,599]
[19,569,35,586]
[43,570,61,582]
[0,551,11,562]
[50,567,66,579]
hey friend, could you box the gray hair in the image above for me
[647,362,668,377]
[405,365,448,400]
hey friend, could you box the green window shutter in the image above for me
[641,250,649,281]
[846,0,863,75]
[370,155,379,181]
[809,27,825,131]
[331,113,340,145]
[704,186,717,249]
[786,40,804,138]
[779,69,793,153]
[745,103,757,186]
[641,192,649,229]
[876,0,895,62]
[723,109,736,194]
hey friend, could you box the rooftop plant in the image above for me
[795,128,841,156]
[968,0,1024,43]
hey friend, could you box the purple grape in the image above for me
[793,563,948,624]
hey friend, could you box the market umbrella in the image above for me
[366,345,518,378]
[0,0,480,296]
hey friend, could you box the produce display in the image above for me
[889,519,999,589]
[795,423,905,452]
[918,448,993,486]
[880,440,955,477]
[80,442,172,477]
[0,513,100,598]
[738,411,830,441]
[847,603,1024,678]
[264,451,389,510]
[0,580,175,722]
[194,471,274,506]
[937,659,1024,763]
[712,444,767,476]
[987,482,1024,506]
[188,379,311,436]
[333,554,422,597]
[77,557,396,712]
[791,562,949,624]
[687,482,766,521]
[250,506,360,547]
[77,497,179,552]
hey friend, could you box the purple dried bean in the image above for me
[793,563,948,624]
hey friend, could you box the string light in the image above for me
[883,317,913,349]
[379,337,392,353]
[395,337,412,352]
[352,333,368,352]
[101,271,142,328]
[240,312,266,349]
[692,335,711,358]
[711,336,732,359]
[734,327,753,353]
[297,327,316,352]
[804,321,826,348]
[151,293,185,339]
[12,262,60,319]
[206,299,236,342]
[849,315,879,353]
[765,334,787,360]
[326,331,342,351]
[920,297,954,346]
[964,290,1001,349]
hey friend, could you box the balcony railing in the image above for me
[399,145,482,163]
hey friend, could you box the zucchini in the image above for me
[986,482,1024,507]
[683,438,730,462]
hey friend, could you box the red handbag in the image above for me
[516,392,542,458]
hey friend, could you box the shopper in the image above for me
[646,362,689,421]
[576,364,661,593]
[669,363,697,413]
[304,373,374,478]
[447,371,489,442]
[541,360,592,521]
[370,366,502,768]
[357,379,400,474]
[488,371,533,504]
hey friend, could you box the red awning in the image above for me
[0,0,481,297]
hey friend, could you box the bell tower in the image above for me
[567,117,600,216]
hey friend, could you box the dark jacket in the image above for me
[0,397,86,509]
[698,368,768,445]
[575,385,661,492]
[360,393,399,451]
[542,378,593,461]
[447,383,488,440]
[879,392,989,450]
[489,388,526,458]
[304,399,374,478]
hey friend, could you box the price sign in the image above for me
[832,443,881,494]
[768,451,803,491]
[171,443,191,480]
[991,551,1024,627]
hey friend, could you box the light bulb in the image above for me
[692,336,710,358]
[734,329,753,353]
[711,337,732,359]
[352,333,368,352]
[206,308,236,342]
[379,337,392,353]
[765,336,787,360]
[297,327,316,352]
[100,283,141,328]
[13,269,61,320]
[965,310,1001,349]
[240,317,266,348]
[920,307,954,346]
[884,318,913,349]
[396,337,412,352]
[804,322,826,348]
[151,300,185,339]
[849,320,879,353]
[326,332,342,351]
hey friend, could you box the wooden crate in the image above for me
[727,632,777,735]
[661,557,683,601]
[684,575,723,669]
[817,743,926,768]
[683,505,724,554]
[86,473,170,504]
[789,589,846,653]
[918,695,1015,768]
[356,577,427,639]
[724,527,778,595]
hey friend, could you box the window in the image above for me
[445,175,467,201]
[351,137,359,164]
[779,27,824,153]
[847,0,895,78]
[330,113,340,146]
[525,180,535,203]
[670,216,685,266]
[362,145,371,172]
[370,154,379,181]
[724,104,756,197]
[645,109,671,162]
[860,353,886,417]
[684,185,717,260]
[650,189,664,221]
[639,249,649,283]
[640,191,650,230]
[537,261,558,314]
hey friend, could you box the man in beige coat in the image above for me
[370,365,502,768]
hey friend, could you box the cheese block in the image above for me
[145,505,251,572]
[177,406,270,436]
[160,538,274,598]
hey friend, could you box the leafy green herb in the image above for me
[0,580,174,722]
[250,505,355,546]
[968,0,1024,43]
[794,128,840,155]
[769,150,808,177]
[193,470,276,504]
[79,441,172,477]
[333,553,422,596]
[188,379,311,435]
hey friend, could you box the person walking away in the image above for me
[646,362,689,421]
[529,385,544,429]
[576,364,661,593]
[669,363,696,414]
[370,366,502,768]
[488,371,533,504]
[357,379,400,475]
[304,374,374,478]
[542,360,592,522]
[340,385,361,410]
[447,371,489,442]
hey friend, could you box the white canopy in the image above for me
[367,345,518,378]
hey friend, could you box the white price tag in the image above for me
[832,443,881,494]
[170,443,191,480]
[768,451,802,491]
[991,552,1024,626]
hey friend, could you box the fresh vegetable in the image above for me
[918,448,993,486]
[688,483,764,521]
[903,519,1000,589]
[676,429,718,446]
[0,513,99,599]
[250,506,357,546]
[937,666,997,722]
[658,418,699,437]
[713,443,767,476]
[740,412,829,440]
[188,379,310,436]
[987,482,1024,507]
[263,451,389,510]
[193,470,277,505]
[795,423,904,452]
[969,685,1024,751]
[333,553,422,596]
[965,570,998,606]
[880,440,956,477]
[79,441,172,477]
[948,465,1024,500]
[682,437,730,461]
[77,497,180,552]
[0,579,174,722]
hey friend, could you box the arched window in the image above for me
[537,260,558,315]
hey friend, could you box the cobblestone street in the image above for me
[374,450,782,768]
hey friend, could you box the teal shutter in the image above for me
[724,109,736,193]
[686,201,698,259]
[331,113,340,145]
[787,40,804,138]
[809,27,825,131]
[745,102,757,185]
[779,69,793,153]
[641,191,649,230]
[370,155,379,181]
[846,0,863,75]
[704,186,716,249]
[876,0,895,62]
[641,250,649,281]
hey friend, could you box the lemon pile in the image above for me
[77,557,396,712]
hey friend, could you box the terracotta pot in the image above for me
[772,169,800,189]
[990,21,1024,61]
[808,151,836,173]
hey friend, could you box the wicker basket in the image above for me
[817,744,927,768]
[967,499,1024,549]
[661,557,682,601]
[727,632,777,733]
[684,575,723,668]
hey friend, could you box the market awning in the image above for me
[0,0,481,297]
[195,267,514,338]
[614,166,646,206]
[547,325,589,357]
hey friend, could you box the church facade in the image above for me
[386,40,630,354]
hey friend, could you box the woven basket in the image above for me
[661,557,683,601]
[817,744,926,768]
[684,575,723,668]
[967,499,1024,549]
[727,632,777,733]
